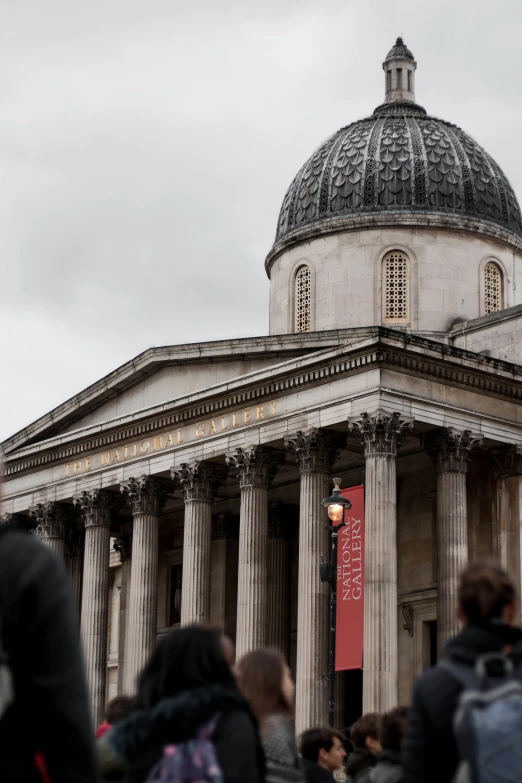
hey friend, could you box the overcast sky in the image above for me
[2,0,522,443]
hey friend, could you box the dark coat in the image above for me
[0,527,97,783]
[402,623,522,783]
[301,758,336,783]
[98,684,264,783]
[369,750,402,783]
[346,748,376,783]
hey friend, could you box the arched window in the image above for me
[484,261,503,315]
[382,250,410,324]
[295,265,312,333]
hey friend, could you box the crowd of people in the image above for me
[1,517,521,782]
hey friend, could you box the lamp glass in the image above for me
[327,503,344,523]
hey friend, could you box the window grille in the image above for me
[383,251,410,323]
[387,70,392,92]
[396,68,402,89]
[407,70,412,92]
[295,266,312,333]
[484,262,502,315]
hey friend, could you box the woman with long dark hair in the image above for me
[236,648,304,783]
[402,560,522,783]
[98,625,264,783]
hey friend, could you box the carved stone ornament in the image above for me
[348,410,414,457]
[284,428,336,473]
[402,603,414,637]
[488,445,522,478]
[226,446,283,489]
[423,428,483,474]
[73,489,115,528]
[120,475,171,514]
[29,501,67,541]
[171,461,225,503]
[113,534,133,562]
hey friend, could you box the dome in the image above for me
[272,40,522,257]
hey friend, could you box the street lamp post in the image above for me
[321,478,352,728]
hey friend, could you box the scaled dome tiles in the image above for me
[275,107,522,244]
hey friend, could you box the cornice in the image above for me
[265,211,522,276]
[5,328,522,480]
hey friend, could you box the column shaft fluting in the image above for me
[123,513,159,692]
[349,411,413,714]
[236,485,269,656]
[364,452,398,712]
[75,490,112,726]
[181,499,213,624]
[227,446,281,660]
[267,536,289,656]
[121,477,167,694]
[437,470,467,650]
[67,556,83,610]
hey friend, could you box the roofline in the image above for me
[0,328,378,454]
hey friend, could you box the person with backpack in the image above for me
[0,522,98,783]
[236,648,304,783]
[368,707,408,783]
[402,560,522,783]
[97,624,265,783]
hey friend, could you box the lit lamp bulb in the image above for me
[322,478,350,523]
[327,502,344,523]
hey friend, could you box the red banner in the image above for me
[335,485,365,671]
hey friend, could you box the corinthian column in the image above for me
[172,462,223,627]
[490,446,522,622]
[267,503,291,658]
[74,489,114,725]
[121,476,169,693]
[425,428,482,653]
[226,446,283,658]
[30,501,67,558]
[284,429,335,734]
[349,411,413,713]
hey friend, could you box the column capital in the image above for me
[73,489,116,528]
[113,534,133,562]
[284,428,337,473]
[172,461,226,503]
[29,501,68,541]
[120,475,171,514]
[226,445,284,489]
[424,428,483,473]
[348,410,414,457]
[488,445,522,478]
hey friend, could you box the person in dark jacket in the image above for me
[345,713,381,783]
[369,707,408,783]
[299,727,347,783]
[0,523,98,783]
[97,625,264,783]
[402,560,522,783]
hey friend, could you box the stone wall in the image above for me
[269,226,521,335]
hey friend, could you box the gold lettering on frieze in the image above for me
[63,399,281,477]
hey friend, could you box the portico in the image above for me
[3,328,522,730]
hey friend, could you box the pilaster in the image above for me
[348,410,413,712]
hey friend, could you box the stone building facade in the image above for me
[4,39,522,733]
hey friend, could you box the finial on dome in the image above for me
[383,36,417,104]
